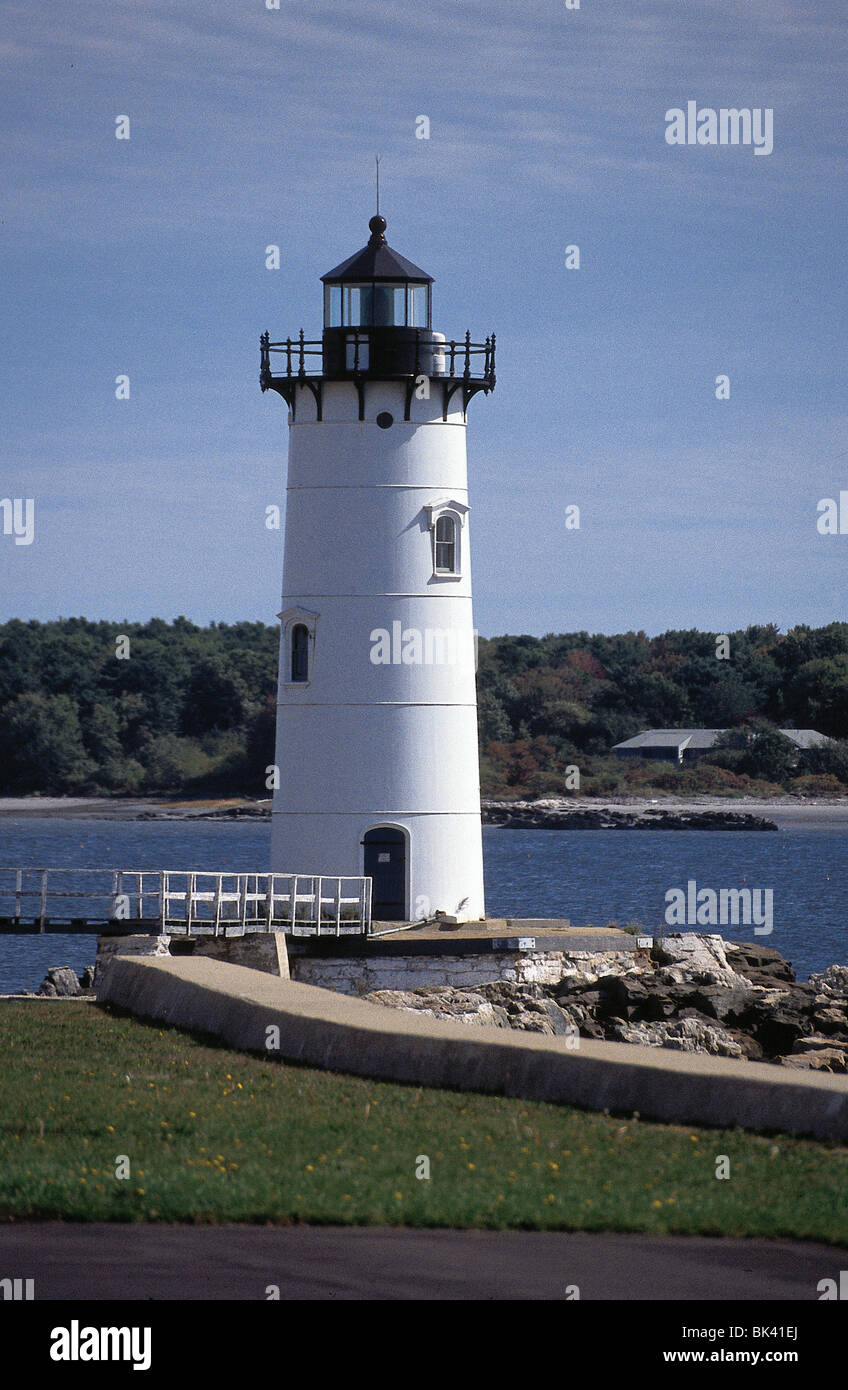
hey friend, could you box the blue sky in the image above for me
[2,0,846,638]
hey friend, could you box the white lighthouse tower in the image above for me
[260,213,495,921]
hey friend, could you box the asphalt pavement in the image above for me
[1,1224,845,1300]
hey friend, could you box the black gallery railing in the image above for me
[260,329,496,386]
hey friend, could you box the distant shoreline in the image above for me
[0,794,847,830]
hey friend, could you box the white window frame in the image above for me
[425,499,468,579]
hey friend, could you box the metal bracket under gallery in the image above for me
[259,330,496,422]
[0,868,372,936]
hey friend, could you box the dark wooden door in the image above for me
[363,827,406,921]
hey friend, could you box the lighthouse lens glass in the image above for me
[409,285,428,327]
[373,285,395,325]
[344,286,361,325]
[325,285,342,327]
[343,284,409,326]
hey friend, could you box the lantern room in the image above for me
[320,214,438,378]
[321,214,432,328]
[260,212,495,421]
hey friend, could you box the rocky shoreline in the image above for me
[15,935,848,1075]
[482,802,778,831]
[364,934,848,1072]
[135,801,779,829]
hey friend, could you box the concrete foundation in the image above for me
[192,933,290,978]
[95,933,171,985]
[289,949,619,994]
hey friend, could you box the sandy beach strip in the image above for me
[0,795,846,828]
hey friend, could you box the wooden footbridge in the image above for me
[0,868,372,936]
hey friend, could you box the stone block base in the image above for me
[95,934,171,986]
[191,932,290,979]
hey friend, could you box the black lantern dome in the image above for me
[321,215,433,330]
[320,215,435,378]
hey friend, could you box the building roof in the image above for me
[321,215,433,284]
[612,729,720,751]
[684,729,726,748]
[613,732,693,750]
[781,729,830,749]
[612,727,830,752]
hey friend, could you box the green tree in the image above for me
[786,656,848,737]
[0,692,95,792]
[180,659,249,735]
[737,728,799,784]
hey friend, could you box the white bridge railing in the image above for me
[0,868,372,936]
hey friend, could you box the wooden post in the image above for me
[213,874,222,937]
[39,870,47,932]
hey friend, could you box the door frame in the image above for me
[361,822,409,922]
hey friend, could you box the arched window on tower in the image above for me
[434,514,457,573]
[291,624,310,682]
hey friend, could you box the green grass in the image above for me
[1,1000,847,1239]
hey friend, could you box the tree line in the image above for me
[0,617,846,799]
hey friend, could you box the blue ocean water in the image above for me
[0,818,845,992]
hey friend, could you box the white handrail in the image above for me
[0,867,372,935]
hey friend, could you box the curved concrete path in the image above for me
[1,1224,845,1300]
[99,955,848,1140]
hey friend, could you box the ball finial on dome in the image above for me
[368,214,387,245]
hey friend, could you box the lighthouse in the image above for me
[260,213,495,922]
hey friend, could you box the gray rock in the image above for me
[724,1028,766,1062]
[530,998,577,1036]
[653,934,756,991]
[38,966,81,997]
[780,1049,848,1074]
[363,986,508,1029]
[809,964,848,999]
[577,1016,607,1041]
[725,942,795,984]
[678,985,756,1026]
[597,975,651,1019]
[810,1006,848,1035]
[608,1015,744,1058]
[791,1034,848,1054]
[751,1006,810,1058]
[509,1010,555,1034]
[361,935,847,1068]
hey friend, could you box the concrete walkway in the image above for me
[2,1224,844,1300]
[98,955,848,1140]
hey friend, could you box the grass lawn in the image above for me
[1,1000,847,1240]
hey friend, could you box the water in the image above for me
[0,820,270,996]
[0,818,845,992]
[484,825,847,982]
